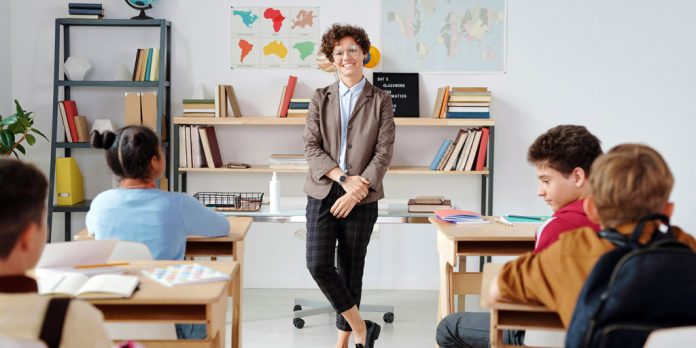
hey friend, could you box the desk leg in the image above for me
[490,309,503,348]
[457,255,467,312]
[231,240,244,348]
[437,230,456,322]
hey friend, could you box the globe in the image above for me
[124,0,159,20]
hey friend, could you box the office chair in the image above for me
[291,225,395,329]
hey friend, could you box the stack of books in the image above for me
[434,209,488,224]
[68,3,104,19]
[407,196,452,213]
[287,98,310,118]
[432,86,491,119]
[269,154,308,170]
[429,127,490,172]
[132,48,160,82]
[182,98,215,117]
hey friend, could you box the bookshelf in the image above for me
[172,117,495,216]
[47,19,171,242]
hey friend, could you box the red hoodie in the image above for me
[534,199,600,252]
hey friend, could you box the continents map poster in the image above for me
[382,0,506,73]
[231,7,320,69]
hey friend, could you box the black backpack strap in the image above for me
[39,298,71,348]
[599,229,628,247]
[630,213,673,246]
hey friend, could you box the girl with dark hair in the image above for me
[85,125,229,339]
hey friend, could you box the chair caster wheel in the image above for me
[293,305,302,311]
[293,317,305,329]
[383,312,394,323]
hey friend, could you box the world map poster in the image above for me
[382,0,506,73]
[231,7,320,69]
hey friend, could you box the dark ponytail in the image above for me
[91,126,161,179]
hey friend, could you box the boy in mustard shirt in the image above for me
[490,143,696,327]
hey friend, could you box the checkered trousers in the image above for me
[306,182,378,331]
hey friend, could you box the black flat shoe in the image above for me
[364,320,381,348]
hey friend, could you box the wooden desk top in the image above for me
[429,217,538,242]
[480,263,553,313]
[88,260,238,305]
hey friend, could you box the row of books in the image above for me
[178,125,223,169]
[183,85,242,118]
[277,75,298,117]
[58,100,90,143]
[67,2,104,19]
[429,127,490,172]
[432,86,491,119]
[269,154,308,170]
[132,48,160,82]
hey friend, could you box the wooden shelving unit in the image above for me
[177,165,489,175]
[173,116,495,127]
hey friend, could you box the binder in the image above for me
[56,157,84,206]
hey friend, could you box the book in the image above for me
[276,85,287,117]
[224,85,243,117]
[279,75,297,118]
[199,126,223,168]
[132,48,141,81]
[434,209,488,224]
[413,196,445,205]
[142,263,229,287]
[290,98,310,103]
[136,49,147,81]
[407,199,452,213]
[432,86,447,118]
[450,87,489,93]
[288,102,310,109]
[38,273,139,299]
[178,126,187,168]
[474,127,490,171]
[149,48,159,81]
[62,100,80,143]
[68,8,104,15]
[464,129,483,171]
[448,95,492,102]
[183,99,215,104]
[144,48,153,82]
[74,115,89,142]
[184,126,192,168]
[57,101,73,143]
[447,106,490,113]
[68,3,103,9]
[429,139,452,170]
[183,108,215,113]
[444,129,468,171]
[455,129,475,171]
[439,86,450,118]
[66,14,102,19]
[182,103,215,109]
[437,141,455,171]
[446,111,490,119]
[447,102,490,107]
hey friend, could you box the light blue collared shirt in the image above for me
[338,77,366,172]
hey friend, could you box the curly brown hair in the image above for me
[320,23,370,63]
[527,125,602,177]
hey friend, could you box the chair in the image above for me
[643,326,696,348]
[291,225,395,329]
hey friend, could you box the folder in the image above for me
[56,157,85,206]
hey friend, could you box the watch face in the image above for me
[340,175,347,183]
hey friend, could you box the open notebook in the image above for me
[38,273,139,299]
[142,263,229,287]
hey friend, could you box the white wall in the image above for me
[0,1,10,111]
[10,0,696,290]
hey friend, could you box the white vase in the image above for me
[64,56,92,81]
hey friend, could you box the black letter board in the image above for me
[373,72,419,117]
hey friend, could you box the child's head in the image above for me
[91,125,164,181]
[527,125,602,211]
[587,144,674,229]
[0,159,48,270]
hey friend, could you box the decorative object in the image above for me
[115,64,132,81]
[90,119,115,134]
[63,56,92,81]
[124,0,158,20]
[0,100,48,157]
[363,45,381,68]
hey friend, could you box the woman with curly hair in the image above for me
[304,23,395,348]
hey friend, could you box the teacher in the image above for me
[303,23,395,348]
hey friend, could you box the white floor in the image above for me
[228,288,448,348]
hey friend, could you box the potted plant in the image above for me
[0,100,48,157]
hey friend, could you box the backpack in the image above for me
[39,298,71,348]
[565,214,696,348]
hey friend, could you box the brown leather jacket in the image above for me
[303,80,395,203]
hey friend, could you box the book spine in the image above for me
[279,76,297,118]
[144,48,153,82]
[62,100,80,142]
[446,112,490,119]
[69,8,104,15]
[429,139,451,170]
[288,102,310,109]
[69,3,103,9]
[475,127,490,171]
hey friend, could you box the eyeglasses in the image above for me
[332,45,362,59]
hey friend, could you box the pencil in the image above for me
[507,215,545,221]
[74,262,130,269]
[495,217,513,227]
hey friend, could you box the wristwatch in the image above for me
[339,174,347,184]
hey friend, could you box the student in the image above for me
[0,159,111,347]
[489,143,696,327]
[304,23,394,348]
[86,125,229,339]
[436,125,602,348]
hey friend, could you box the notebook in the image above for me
[434,209,488,224]
[38,273,139,299]
[142,263,229,287]
[504,215,551,223]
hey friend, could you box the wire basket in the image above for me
[193,192,264,212]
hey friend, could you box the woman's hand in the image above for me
[330,193,359,218]
[342,175,370,202]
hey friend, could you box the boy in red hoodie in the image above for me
[436,125,603,347]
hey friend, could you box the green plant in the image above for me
[0,100,48,157]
